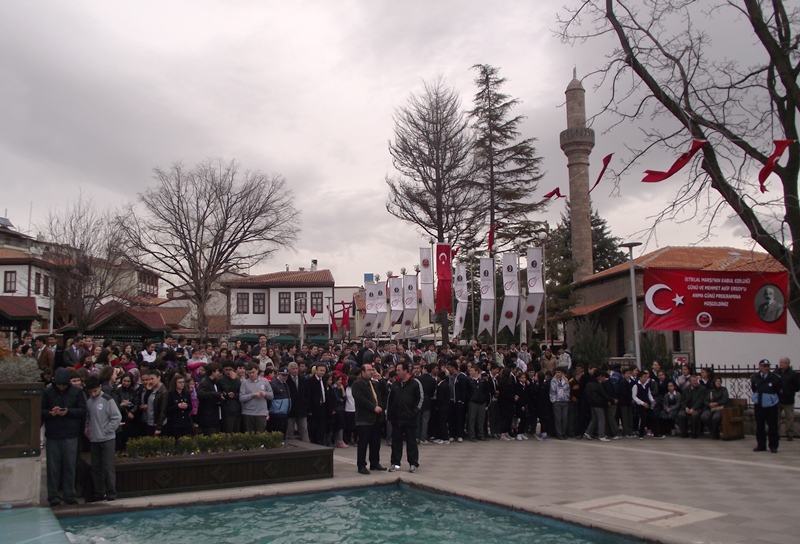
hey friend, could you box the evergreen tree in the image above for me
[545,201,627,323]
[469,64,545,254]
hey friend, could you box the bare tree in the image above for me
[386,78,482,345]
[386,77,483,247]
[117,159,298,337]
[559,0,800,325]
[41,195,132,333]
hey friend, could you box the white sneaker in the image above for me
[599,437,610,442]
[435,439,450,445]
[456,437,463,443]
[520,433,529,440]
[388,464,401,472]
[409,465,418,473]
[611,435,622,440]
[583,433,593,440]
[516,434,524,441]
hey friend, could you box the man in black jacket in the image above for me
[466,365,489,441]
[446,361,468,442]
[776,357,800,441]
[387,360,423,472]
[197,363,226,435]
[42,368,87,506]
[416,363,437,444]
[677,375,707,438]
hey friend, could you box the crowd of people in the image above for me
[15,331,799,505]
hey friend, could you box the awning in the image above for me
[567,297,627,318]
[0,296,41,321]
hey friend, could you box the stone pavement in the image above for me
[47,434,800,544]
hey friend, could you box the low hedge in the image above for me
[122,431,285,458]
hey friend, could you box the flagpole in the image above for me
[538,233,548,349]
[326,296,332,340]
[429,236,436,347]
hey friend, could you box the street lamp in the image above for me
[620,241,643,370]
[538,231,548,348]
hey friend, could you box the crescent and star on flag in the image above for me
[644,283,685,316]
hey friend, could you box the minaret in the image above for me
[560,68,595,281]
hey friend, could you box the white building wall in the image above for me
[695,317,800,367]
[0,262,53,312]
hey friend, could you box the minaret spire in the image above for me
[560,70,595,281]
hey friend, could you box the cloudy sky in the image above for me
[1,1,756,288]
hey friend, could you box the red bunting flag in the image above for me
[543,187,565,199]
[310,308,317,317]
[589,153,613,194]
[340,300,350,330]
[435,243,453,314]
[487,222,501,253]
[758,139,794,193]
[642,140,706,182]
[327,305,338,334]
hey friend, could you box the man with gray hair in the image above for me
[776,357,800,441]
[286,361,310,441]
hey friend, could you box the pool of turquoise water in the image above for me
[60,484,644,544]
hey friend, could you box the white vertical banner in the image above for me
[522,248,545,329]
[363,282,378,334]
[419,247,435,315]
[452,264,468,338]
[498,252,519,334]
[374,282,388,335]
[389,277,404,330]
[398,274,418,336]
[478,257,495,337]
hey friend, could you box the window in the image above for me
[43,276,50,297]
[278,292,291,314]
[236,292,249,314]
[3,271,16,293]
[253,293,266,314]
[35,273,41,295]
[311,291,323,314]
[294,292,307,313]
[672,330,682,352]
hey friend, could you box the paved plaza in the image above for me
[44,434,800,544]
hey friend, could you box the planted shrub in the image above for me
[121,431,284,458]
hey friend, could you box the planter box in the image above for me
[79,440,333,498]
[0,382,43,459]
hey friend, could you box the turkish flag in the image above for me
[543,187,564,199]
[340,300,350,330]
[758,139,794,193]
[643,268,788,333]
[435,243,453,313]
[589,153,613,194]
[327,306,338,334]
[642,140,706,182]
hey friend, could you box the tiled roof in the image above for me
[0,296,41,320]
[171,314,228,335]
[577,246,785,287]
[223,269,335,287]
[58,301,170,333]
[568,297,627,318]
[151,306,191,328]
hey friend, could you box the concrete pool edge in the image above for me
[52,474,701,544]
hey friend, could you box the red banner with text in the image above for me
[643,269,788,334]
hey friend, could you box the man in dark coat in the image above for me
[677,375,707,438]
[352,363,386,474]
[197,363,226,435]
[751,359,783,452]
[387,360,423,472]
[286,361,310,441]
[42,368,87,506]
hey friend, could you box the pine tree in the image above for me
[469,64,545,254]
